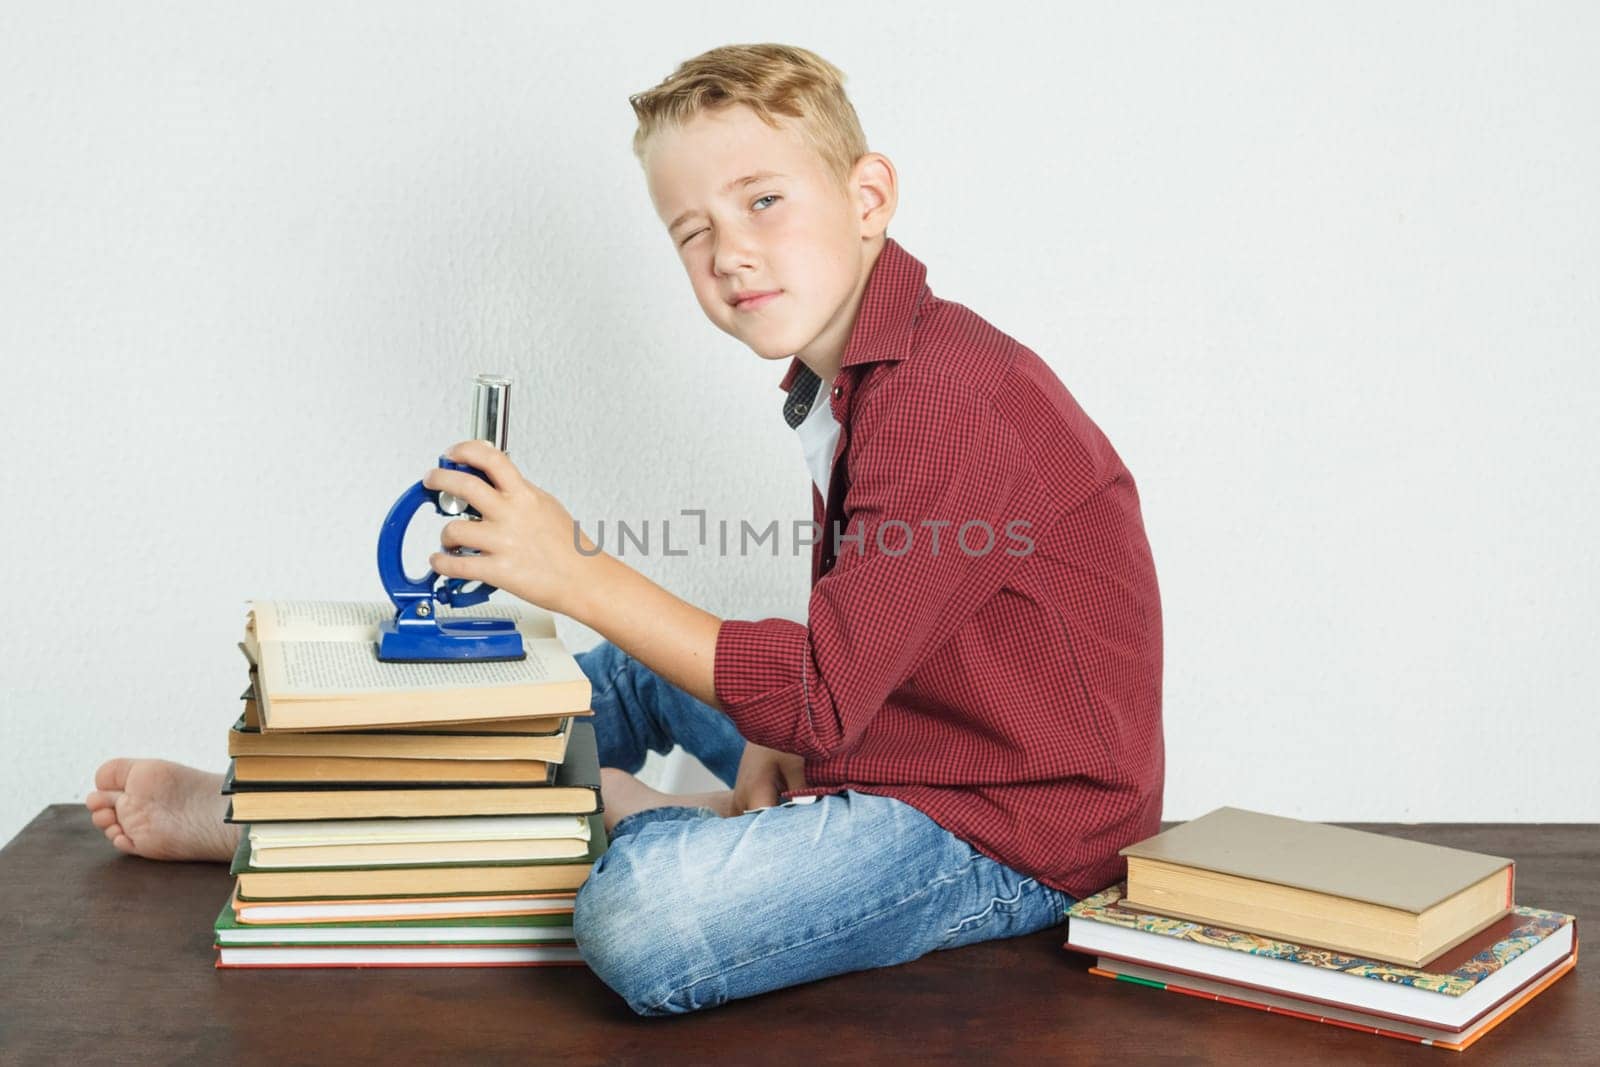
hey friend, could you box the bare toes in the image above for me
[85,789,120,813]
[112,833,137,854]
[90,807,119,830]
[94,758,135,792]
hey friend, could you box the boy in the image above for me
[85,43,1164,1016]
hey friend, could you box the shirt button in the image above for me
[832,385,843,398]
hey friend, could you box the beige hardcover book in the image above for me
[228,711,576,762]
[241,600,591,731]
[241,691,587,734]
[235,861,596,899]
[231,754,553,784]
[226,786,599,822]
[225,724,602,823]
[250,837,591,869]
[1120,807,1515,968]
[230,811,607,899]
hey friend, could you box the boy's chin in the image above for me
[743,334,805,362]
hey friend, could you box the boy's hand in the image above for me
[730,743,807,815]
[422,439,600,619]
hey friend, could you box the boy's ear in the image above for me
[851,153,897,239]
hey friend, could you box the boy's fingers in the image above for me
[430,549,485,582]
[446,439,523,494]
[739,780,779,813]
[438,518,485,552]
[423,467,499,516]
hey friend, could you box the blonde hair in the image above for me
[628,43,869,190]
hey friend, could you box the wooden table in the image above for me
[1,806,1592,1064]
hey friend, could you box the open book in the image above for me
[242,600,591,731]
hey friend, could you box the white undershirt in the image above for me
[793,375,842,499]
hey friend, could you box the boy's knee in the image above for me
[573,842,701,1016]
[573,639,625,689]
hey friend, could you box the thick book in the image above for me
[229,709,578,762]
[229,812,607,899]
[213,897,575,946]
[241,599,591,730]
[250,836,590,868]
[231,888,577,924]
[1119,807,1514,967]
[232,754,556,785]
[1088,956,1576,1053]
[248,813,593,869]
[1064,883,1576,1039]
[222,722,602,822]
[238,678,591,736]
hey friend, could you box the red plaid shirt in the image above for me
[712,238,1164,899]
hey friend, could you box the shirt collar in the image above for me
[777,236,929,423]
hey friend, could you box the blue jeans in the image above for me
[569,640,1076,1016]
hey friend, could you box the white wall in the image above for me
[2,2,1596,848]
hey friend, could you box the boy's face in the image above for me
[644,104,886,368]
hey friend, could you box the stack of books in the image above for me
[1065,807,1579,1052]
[212,599,605,969]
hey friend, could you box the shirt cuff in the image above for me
[712,617,813,751]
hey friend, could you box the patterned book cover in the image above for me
[1066,882,1574,997]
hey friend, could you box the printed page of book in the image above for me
[250,599,559,645]
[260,635,584,697]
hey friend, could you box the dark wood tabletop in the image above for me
[0,806,1592,1064]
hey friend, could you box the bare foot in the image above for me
[599,767,735,833]
[84,758,242,862]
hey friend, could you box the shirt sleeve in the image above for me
[713,369,1039,759]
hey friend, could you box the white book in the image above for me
[215,944,584,967]
[217,923,576,946]
[249,814,592,847]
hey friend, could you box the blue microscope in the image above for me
[374,373,527,663]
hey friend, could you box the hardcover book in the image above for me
[222,722,601,822]
[240,599,590,730]
[228,812,608,899]
[1064,883,1576,1038]
[1119,807,1514,966]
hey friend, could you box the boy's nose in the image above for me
[712,233,759,276]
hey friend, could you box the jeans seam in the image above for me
[644,855,981,1013]
[593,651,631,710]
[592,649,640,767]
[940,876,1038,942]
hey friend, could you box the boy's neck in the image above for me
[795,235,887,384]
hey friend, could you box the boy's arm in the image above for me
[711,371,1048,761]
[567,552,724,711]
[422,441,727,709]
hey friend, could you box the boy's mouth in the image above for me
[731,289,782,310]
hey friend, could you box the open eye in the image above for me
[754,194,780,211]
